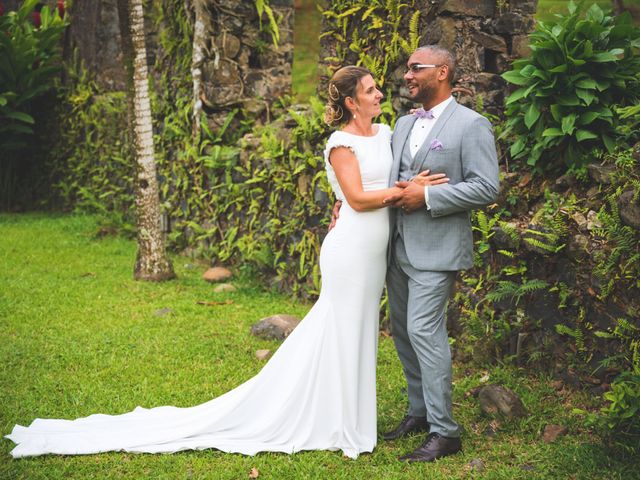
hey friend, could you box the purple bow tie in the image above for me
[414,107,435,119]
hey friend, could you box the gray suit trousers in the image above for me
[387,231,460,438]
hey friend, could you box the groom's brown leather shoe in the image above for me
[382,415,429,440]
[399,432,462,462]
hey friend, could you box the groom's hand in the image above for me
[328,200,342,231]
[390,181,426,213]
[382,186,406,207]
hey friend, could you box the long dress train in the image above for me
[7,124,393,459]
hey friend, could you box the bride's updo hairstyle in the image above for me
[324,66,372,126]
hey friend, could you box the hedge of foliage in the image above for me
[503,2,640,172]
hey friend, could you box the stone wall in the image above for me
[319,0,538,115]
[57,0,293,124]
[204,0,294,129]
[430,0,537,114]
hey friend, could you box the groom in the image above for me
[382,45,499,462]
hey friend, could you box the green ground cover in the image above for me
[0,213,637,479]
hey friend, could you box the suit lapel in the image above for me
[390,115,417,185]
[412,100,458,174]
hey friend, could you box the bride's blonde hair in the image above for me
[324,66,372,126]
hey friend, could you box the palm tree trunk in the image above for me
[118,0,175,281]
[192,0,211,139]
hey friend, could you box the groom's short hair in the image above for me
[416,45,456,85]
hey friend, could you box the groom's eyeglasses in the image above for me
[407,63,443,73]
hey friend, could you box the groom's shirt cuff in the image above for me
[424,186,431,210]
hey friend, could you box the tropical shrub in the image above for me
[598,372,640,446]
[0,0,67,208]
[502,1,640,172]
[573,317,640,450]
[0,0,67,151]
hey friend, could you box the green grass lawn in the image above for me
[0,214,637,479]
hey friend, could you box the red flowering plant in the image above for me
[0,0,68,152]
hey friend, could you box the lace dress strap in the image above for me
[323,132,360,202]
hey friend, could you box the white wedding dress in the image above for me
[7,124,393,459]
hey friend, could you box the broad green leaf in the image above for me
[579,111,599,125]
[523,82,539,98]
[575,79,597,89]
[506,87,527,105]
[550,104,562,122]
[602,134,615,153]
[531,69,547,80]
[524,102,541,129]
[561,114,576,134]
[551,24,563,37]
[575,88,595,106]
[549,64,568,73]
[17,0,40,23]
[567,56,586,66]
[3,111,34,123]
[592,52,618,62]
[557,94,580,106]
[575,129,598,142]
[583,40,593,57]
[586,3,604,24]
[521,65,537,79]
[502,70,530,86]
[542,127,564,137]
[597,106,613,117]
[510,137,526,157]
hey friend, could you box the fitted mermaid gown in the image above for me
[7,124,393,459]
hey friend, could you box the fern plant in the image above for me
[556,323,588,355]
[596,317,640,374]
[254,0,280,46]
[485,278,549,306]
[320,0,419,93]
[594,188,640,298]
[523,229,565,254]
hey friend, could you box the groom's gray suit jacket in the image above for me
[389,99,500,271]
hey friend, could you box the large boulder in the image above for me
[542,424,568,443]
[478,384,527,418]
[251,314,301,340]
[203,267,233,283]
[618,189,640,230]
[439,0,495,17]
[587,163,617,185]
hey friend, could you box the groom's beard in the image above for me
[406,83,435,105]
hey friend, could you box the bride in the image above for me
[7,66,445,459]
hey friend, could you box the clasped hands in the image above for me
[328,170,449,230]
[383,169,449,213]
